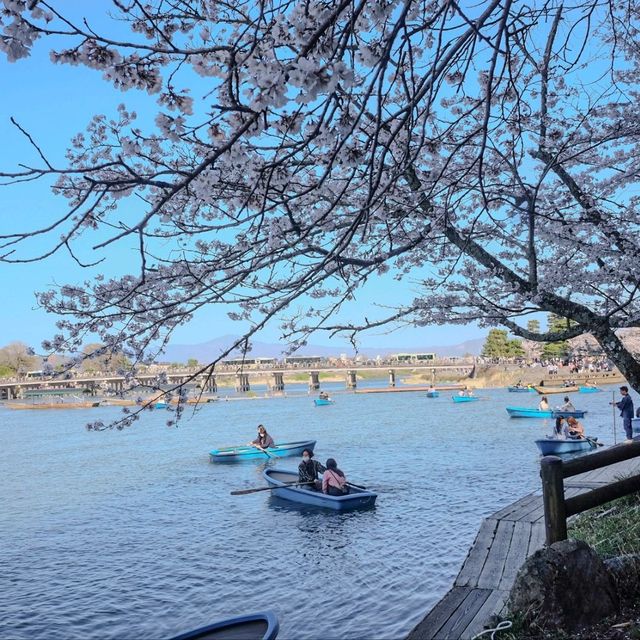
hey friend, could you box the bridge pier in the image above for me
[309,371,320,390]
[235,373,250,393]
[388,369,396,387]
[269,372,284,392]
[203,375,217,393]
[346,370,357,389]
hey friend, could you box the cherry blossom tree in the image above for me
[2,0,640,420]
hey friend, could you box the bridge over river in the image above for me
[0,363,475,400]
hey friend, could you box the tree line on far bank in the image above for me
[481,314,595,362]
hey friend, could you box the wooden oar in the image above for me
[586,436,604,447]
[254,444,276,459]
[231,481,314,495]
[346,481,367,490]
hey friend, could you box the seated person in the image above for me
[298,450,325,490]
[322,458,349,496]
[557,396,576,413]
[249,424,274,449]
[554,417,566,439]
[538,396,549,411]
[319,391,329,400]
[566,417,585,439]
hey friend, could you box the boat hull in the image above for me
[579,387,601,393]
[535,438,597,455]
[452,395,479,403]
[314,399,335,406]
[209,440,315,463]
[507,386,535,393]
[506,407,587,419]
[170,611,279,640]
[426,391,440,398]
[534,386,579,394]
[264,469,377,510]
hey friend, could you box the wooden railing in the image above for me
[541,441,640,545]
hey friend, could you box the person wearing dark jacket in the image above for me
[612,386,635,441]
[298,449,325,490]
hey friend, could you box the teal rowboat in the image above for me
[506,406,587,419]
[314,398,335,406]
[426,390,440,398]
[452,395,479,403]
[579,386,601,393]
[209,440,315,463]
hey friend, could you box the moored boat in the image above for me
[6,400,100,410]
[209,440,315,463]
[170,610,279,640]
[314,398,334,406]
[426,390,440,398]
[506,406,587,419]
[535,438,598,455]
[264,468,377,510]
[507,385,535,393]
[534,385,579,394]
[579,386,601,393]
[155,402,169,409]
[452,395,479,403]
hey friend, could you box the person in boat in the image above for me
[318,391,330,400]
[554,417,566,439]
[298,449,325,490]
[566,417,585,439]
[322,458,349,496]
[538,396,550,411]
[458,386,474,397]
[557,396,576,413]
[249,424,274,449]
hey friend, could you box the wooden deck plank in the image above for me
[407,587,472,640]
[477,520,515,589]
[527,522,546,556]
[498,520,532,590]
[489,493,539,520]
[501,495,543,522]
[459,589,509,640]
[435,589,493,640]
[455,519,498,588]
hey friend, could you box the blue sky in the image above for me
[0,9,487,353]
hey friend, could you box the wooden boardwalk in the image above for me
[408,453,640,640]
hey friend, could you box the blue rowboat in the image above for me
[535,438,598,456]
[506,406,587,419]
[155,402,169,409]
[264,468,377,510]
[508,386,535,393]
[452,395,479,403]
[426,390,440,398]
[170,611,279,640]
[314,398,335,406]
[579,386,601,393]
[209,440,315,463]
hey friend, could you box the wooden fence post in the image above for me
[540,455,567,545]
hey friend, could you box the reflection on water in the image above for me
[0,385,620,639]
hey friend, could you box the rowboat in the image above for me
[452,395,479,403]
[264,468,377,510]
[506,406,587,419]
[209,440,315,463]
[507,386,535,393]
[535,438,598,455]
[426,390,440,398]
[314,398,335,406]
[170,611,279,640]
[534,385,580,394]
[579,386,601,393]
[155,402,169,409]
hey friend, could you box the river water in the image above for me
[0,383,623,639]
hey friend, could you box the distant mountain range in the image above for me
[160,334,485,363]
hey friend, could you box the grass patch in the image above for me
[568,491,640,558]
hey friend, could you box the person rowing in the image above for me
[298,449,325,490]
[248,424,274,449]
[566,417,585,439]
